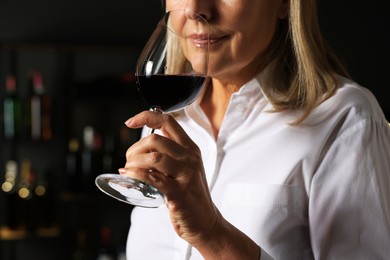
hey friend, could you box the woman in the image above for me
[120,0,390,259]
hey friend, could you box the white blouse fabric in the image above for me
[126,75,390,260]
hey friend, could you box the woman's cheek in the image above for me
[165,0,186,11]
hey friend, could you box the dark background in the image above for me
[318,0,389,118]
[0,1,162,259]
[0,1,388,259]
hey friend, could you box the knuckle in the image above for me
[165,114,176,125]
[147,133,160,143]
[125,147,132,159]
[149,152,163,163]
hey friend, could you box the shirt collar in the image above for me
[183,73,268,116]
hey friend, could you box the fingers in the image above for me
[123,134,200,175]
[125,110,197,149]
[121,110,203,196]
[118,166,177,195]
[125,148,182,177]
[119,134,201,194]
[118,150,184,195]
[127,133,194,164]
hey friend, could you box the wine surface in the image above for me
[136,74,206,112]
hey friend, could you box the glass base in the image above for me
[95,173,166,208]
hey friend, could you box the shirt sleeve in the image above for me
[309,118,390,259]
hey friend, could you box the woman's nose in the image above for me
[184,0,212,22]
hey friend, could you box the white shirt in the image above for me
[126,76,390,260]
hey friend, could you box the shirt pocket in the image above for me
[220,183,308,248]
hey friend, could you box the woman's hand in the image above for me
[120,110,260,259]
[120,110,219,245]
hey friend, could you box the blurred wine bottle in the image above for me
[31,169,55,229]
[66,138,81,192]
[102,134,115,173]
[2,75,21,140]
[18,159,35,201]
[30,71,52,141]
[97,226,114,260]
[73,228,89,260]
[18,159,35,230]
[81,126,102,192]
[1,160,19,229]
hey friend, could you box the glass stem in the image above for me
[148,107,163,135]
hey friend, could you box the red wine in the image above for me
[136,74,206,112]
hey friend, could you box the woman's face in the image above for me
[166,0,288,85]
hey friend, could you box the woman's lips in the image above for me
[188,34,227,47]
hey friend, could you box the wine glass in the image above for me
[95,9,209,208]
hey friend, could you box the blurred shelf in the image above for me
[0,226,60,241]
[0,227,26,241]
[0,42,135,259]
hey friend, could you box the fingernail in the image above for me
[124,117,133,126]
[118,168,126,174]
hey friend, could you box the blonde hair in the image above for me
[166,22,188,74]
[260,0,350,124]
